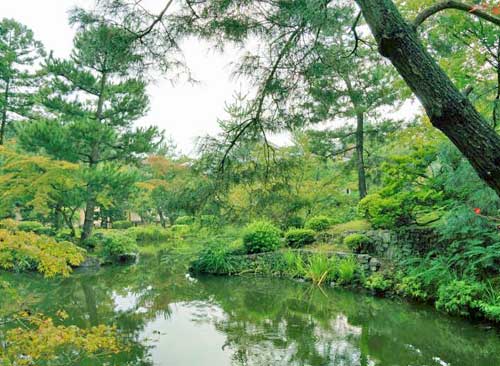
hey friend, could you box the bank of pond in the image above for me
[0,217,499,365]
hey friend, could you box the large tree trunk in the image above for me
[355,0,500,196]
[356,111,367,199]
[0,78,10,145]
[81,187,96,241]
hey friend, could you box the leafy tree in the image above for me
[0,144,84,234]
[0,18,45,144]
[93,0,500,195]
[18,22,160,240]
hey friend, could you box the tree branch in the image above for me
[413,1,500,29]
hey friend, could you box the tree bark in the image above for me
[81,72,107,241]
[0,78,10,145]
[355,0,500,197]
[81,185,96,241]
[355,111,367,199]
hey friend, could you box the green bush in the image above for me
[343,233,373,253]
[358,193,407,229]
[17,221,55,236]
[285,228,315,248]
[175,216,194,225]
[283,216,305,229]
[170,224,190,236]
[396,275,430,301]
[304,215,331,232]
[127,225,171,243]
[112,220,133,229]
[92,232,138,262]
[365,273,393,294]
[243,221,282,254]
[199,215,219,228]
[435,280,484,317]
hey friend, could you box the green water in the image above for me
[1,253,499,366]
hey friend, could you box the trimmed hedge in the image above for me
[243,221,282,254]
[304,216,331,232]
[285,228,315,248]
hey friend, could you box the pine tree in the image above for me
[18,22,160,241]
[0,18,45,144]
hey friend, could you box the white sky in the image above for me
[0,0,417,155]
[0,0,251,155]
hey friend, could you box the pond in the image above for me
[1,252,499,366]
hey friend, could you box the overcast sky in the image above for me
[0,0,253,155]
[0,1,417,155]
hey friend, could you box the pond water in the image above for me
[1,253,499,366]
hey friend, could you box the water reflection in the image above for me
[1,253,499,366]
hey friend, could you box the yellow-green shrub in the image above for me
[0,226,85,277]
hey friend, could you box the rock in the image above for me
[369,257,381,272]
[79,256,100,268]
[118,253,138,263]
[357,254,371,263]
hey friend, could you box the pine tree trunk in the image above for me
[0,78,10,145]
[81,187,96,241]
[356,112,367,199]
[355,0,500,196]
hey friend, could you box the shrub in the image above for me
[199,215,219,228]
[435,280,484,317]
[0,228,85,277]
[285,228,316,248]
[91,231,138,262]
[337,256,358,284]
[358,193,406,229]
[396,275,430,301]
[283,215,305,229]
[243,221,282,254]
[343,233,373,253]
[365,273,393,294]
[127,225,171,243]
[304,215,331,232]
[112,220,133,229]
[17,221,55,236]
[175,216,194,225]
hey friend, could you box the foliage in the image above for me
[336,256,358,284]
[365,272,393,294]
[343,233,373,254]
[358,194,406,229]
[0,18,45,144]
[435,280,484,317]
[112,220,133,229]
[0,313,121,366]
[17,221,55,236]
[90,231,138,262]
[396,275,431,302]
[127,225,171,244]
[0,224,85,277]
[302,254,335,286]
[283,215,305,229]
[175,216,194,225]
[304,215,331,232]
[242,220,282,254]
[191,241,239,274]
[284,228,316,248]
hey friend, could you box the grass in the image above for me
[328,219,371,234]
